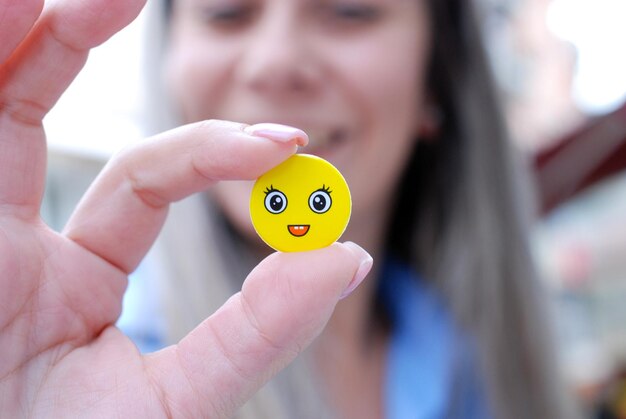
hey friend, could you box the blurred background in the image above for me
[42,0,626,417]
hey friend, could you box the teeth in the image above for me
[307,130,331,148]
[288,224,310,237]
[308,129,346,147]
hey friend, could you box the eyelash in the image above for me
[198,2,383,33]
[201,4,256,26]
[329,3,381,22]
[317,184,332,194]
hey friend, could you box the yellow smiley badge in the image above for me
[250,154,351,252]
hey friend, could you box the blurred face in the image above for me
[166,0,432,242]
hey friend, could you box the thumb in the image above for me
[145,241,372,418]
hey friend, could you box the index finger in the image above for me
[64,121,308,274]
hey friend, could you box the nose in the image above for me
[235,9,323,99]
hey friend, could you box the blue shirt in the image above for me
[118,258,491,418]
[379,259,491,419]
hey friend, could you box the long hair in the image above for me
[152,0,579,417]
[386,1,579,417]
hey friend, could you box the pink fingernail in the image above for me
[244,123,309,146]
[340,242,374,300]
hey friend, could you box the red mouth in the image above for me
[288,225,310,237]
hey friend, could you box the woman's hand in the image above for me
[0,0,371,416]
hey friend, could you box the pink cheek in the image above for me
[166,59,220,120]
[165,50,197,102]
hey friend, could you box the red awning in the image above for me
[534,102,626,214]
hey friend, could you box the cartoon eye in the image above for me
[264,189,288,214]
[309,188,332,213]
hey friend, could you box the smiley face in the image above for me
[250,154,351,252]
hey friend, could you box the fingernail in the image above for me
[340,242,374,299]
[244,123,309,146]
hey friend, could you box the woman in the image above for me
[0,0,577,418]
[146,0,578,417]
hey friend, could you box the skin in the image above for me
[0,0,372,417]
[166,0,430,247]
[166,0,432,416]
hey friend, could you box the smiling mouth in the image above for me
[288,225,310,237]
[300,128,348,155]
